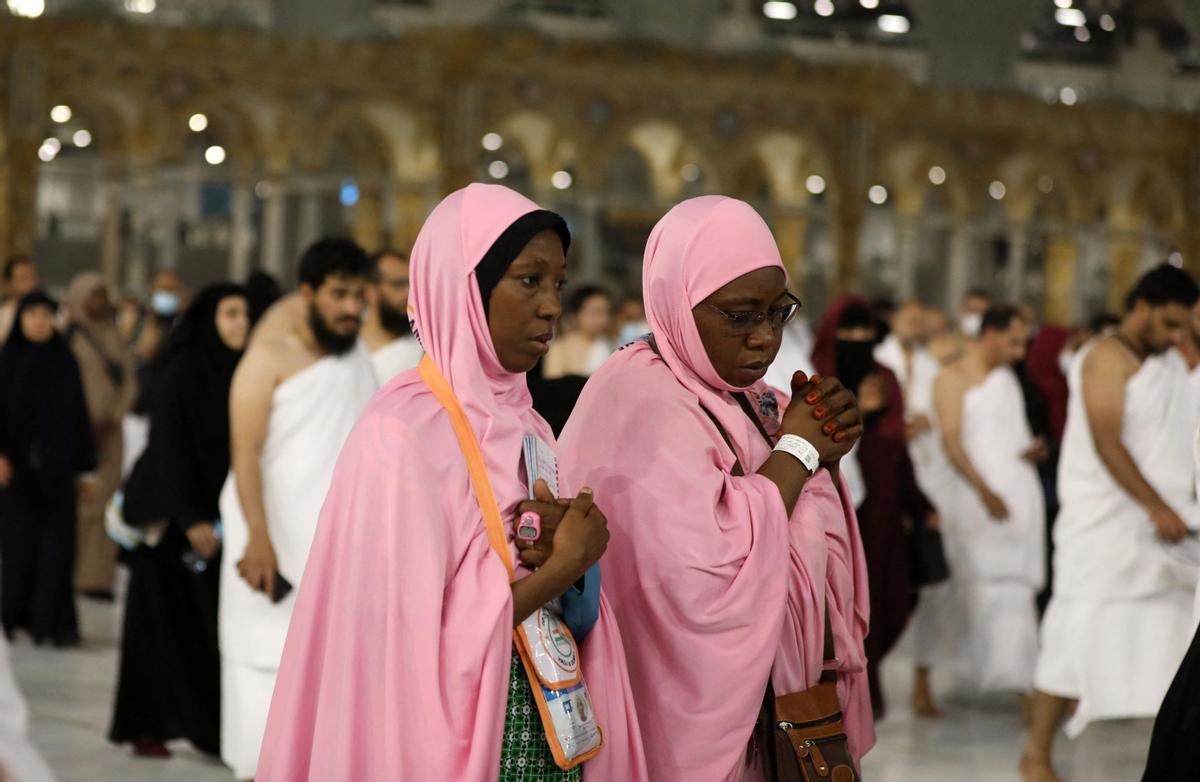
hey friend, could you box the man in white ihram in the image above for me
[875,300,956,717]
[1019,264,1200,782]
[933,305,1046,700]
[360,248,423,384]
[219,238,377,781]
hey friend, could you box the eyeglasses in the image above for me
[704,292,802,335]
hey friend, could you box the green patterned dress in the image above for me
[499,649,583,781]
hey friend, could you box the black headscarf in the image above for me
[123,284,246,528]
[475,210,571,314]
[0,292,96,488]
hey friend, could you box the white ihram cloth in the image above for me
[0,634,53,782]
[942,366,1046,693]
[369,335,424,384]
[876,336,958,668]
[218,344,377,778]
[1035,347,1200,737]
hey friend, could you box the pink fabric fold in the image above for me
[256,184,646,781]
[557,196,874,781]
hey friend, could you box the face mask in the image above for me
[151,290,180,318]
[960,312,982,337]
[836,339,876,394]
[1058,349,1073,377]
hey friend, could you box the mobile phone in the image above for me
[270,571,294,604]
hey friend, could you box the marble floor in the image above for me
[9,597,1154,782]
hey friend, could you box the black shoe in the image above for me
[81,589,115,602]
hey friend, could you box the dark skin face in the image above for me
[487,230,567,373]
[693,266,789,388]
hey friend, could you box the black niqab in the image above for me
[0,292,96,486]
[123,284,245,528]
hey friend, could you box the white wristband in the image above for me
[774,435,821,475]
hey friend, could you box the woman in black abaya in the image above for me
[0,292,96,647]
[109,284,248,759]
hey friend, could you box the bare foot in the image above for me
[912,690,944,719]
[1019,754,1062,782]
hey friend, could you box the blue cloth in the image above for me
[560,563,601,643]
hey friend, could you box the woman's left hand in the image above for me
[516,479,571,569]
[857,373,887,414]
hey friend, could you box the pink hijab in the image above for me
[256,184,647,780]
[558,196,874,781]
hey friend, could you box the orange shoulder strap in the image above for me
[418,356,516,582]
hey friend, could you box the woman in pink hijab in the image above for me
[255,184,646,781]
[558,196,876,780]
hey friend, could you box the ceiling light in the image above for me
[1099,13,1115,32]
[42,137,61,154]
[1037,175,1054,194]
[482,132,503,151]
[763,1,798,20]
[681,163,701,182]
[72,129,92,147]
[868,185,888,205]
[123,0,155,12]
[1074,25,1090,41]
[814,0,835,18]
[859,0,878,8]
[1059,87,1077,105]
[877,14,910,34]
[37,143,56,162]
[189,113,208,132]
[989,181,1006,200]
[488,160,509,179]
[929,166,946,185]
[1055,8,1085,26]
[204,145,226,165]
[551,170,573,190]
[7,0,44,18]
[806,175,826,195]
[1054,0,1072,8]
[50,104,72,124]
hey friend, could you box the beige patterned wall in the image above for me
[3,16,1197,321]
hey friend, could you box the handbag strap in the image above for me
[419,356,516,582]
[691,373,841,680]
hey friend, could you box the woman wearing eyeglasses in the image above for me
[558,197,875,780]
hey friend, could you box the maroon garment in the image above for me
[812,295,935,717]
[1026,326,1070,445]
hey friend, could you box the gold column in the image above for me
[353,184,384,253]
[1107,232,1142,313]
[99,178,124,291]
[390,189,427,252]
[0,141,39,259]
[832,200,863,295]
[1043,234,1077,327]
[773,212,809,292]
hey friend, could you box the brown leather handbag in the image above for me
[762,613,860,782]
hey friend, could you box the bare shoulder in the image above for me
[249,293,306,348]
[1082,337,1138,383]
[934,360,970,393]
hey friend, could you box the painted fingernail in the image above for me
[834,431,847,442]
[810,374,823,385]
[823,422,837,434]
[812,406,827,419]
[806,392,822,404]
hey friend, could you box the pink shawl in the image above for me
[557,196,874,781]
[256,184,647,780]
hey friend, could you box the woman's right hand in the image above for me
[546,488,609,576]
[0,455,12,488]
[237,532,279,596]
[781,373,863,464]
